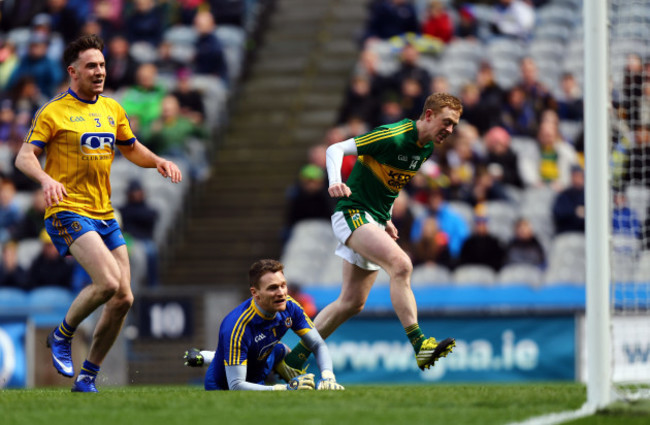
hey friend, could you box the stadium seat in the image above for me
[319,253,343,285]
[16,238,42,270]
[559,120,583,145]
[544,232,586,285]
[625,185,650,223]
[0,287,29,309]
[485,38,526,63]
[28,286,74,308]
[633,251,650,283]
[281,220,337,285]
[484,200,518,243]
[452,265,496,286]
[447,201,474,229]
[411,264,452,286]
[497,263,544,287]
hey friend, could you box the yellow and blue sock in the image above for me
[78,360,100,381]
[55,319,76,340]
[405,323,425,353]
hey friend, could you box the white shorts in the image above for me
[331,210,384,271]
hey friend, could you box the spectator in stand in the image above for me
[0,240,28,289]
[376,94,405,128]
[121,63,167,143]
[622,53,644,127]
[458,82,486,133]
[483,126,524,189]
[421,1,454,44]
[612,190,642,239]
[556,72,583,122]
[0,38,19,91]
[92,0,125,41]
[391,190,415,259]
[284,164,334,241]
[364,0,420,41]
[27,228,75,289]
[412,216,453,269]
[354,46,394,104]
[8,32,64,98]
[193,10,229,85]
[171,68,206,125]
[489,0,536,41]
[411,186,471,260]
[155,40,185,79]
[30,13,65,64]
[476,62,506,134]
[10,76,48,118]
[517,57,554,121]
[12,187,46,240]
[126,0,164,47]
[441,122,483,201]
[0,177,23,244]
[338,75,377,125]
[400,76,427,120]
[119,180,160,288]
[104,35,138,92]
[210,0,246,27]
[500,85,537,138]
[45,0,82,44]
[391,44,431,97]
[455,5,478,40]
[457,210,505,272]
[459,166,511,207]
[0,1,43,32]
[504,217,546,269]
[622,125,650,187]
[639,81,650,129]
[525,120,578,190]
[552,164,585,234]
[288,282,318,319]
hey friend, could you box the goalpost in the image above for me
[587,0,650,408]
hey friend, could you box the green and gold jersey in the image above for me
[335,119,433,224]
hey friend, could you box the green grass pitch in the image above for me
[2,383,649,425]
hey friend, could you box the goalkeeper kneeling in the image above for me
[183,259,344,391]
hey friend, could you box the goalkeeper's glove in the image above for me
[317,370,344,390]
[274,373,315,390]
[274,359,306,382]
[184,348,204,367]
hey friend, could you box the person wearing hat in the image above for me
[284,164,335,239]
[457,205,505,272]
[7,30,63,97]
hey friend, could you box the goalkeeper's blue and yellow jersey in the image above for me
[335,119,434,224]
[24,88,137,220]
[205,296,314,390]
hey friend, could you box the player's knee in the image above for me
[96,280,120,301]
[109,292,134,316]
[388,255,413,280]
[341,298,365,316]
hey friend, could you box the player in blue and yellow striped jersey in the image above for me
[184,259,343,391]
[15,34,182,393]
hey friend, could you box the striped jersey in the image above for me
[24,88,137,220]
[335,119,433,223]
[206,296,314,390]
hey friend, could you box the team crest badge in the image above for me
[284,317,292,328]
[71,221,82,232]
[108,116,115,127]
[351,213,361,221]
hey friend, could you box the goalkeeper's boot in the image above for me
[274,359,307,383]
[71,374,98,393]
[416,337,455,370]
[46,329,74,378]
[184,348,204,367]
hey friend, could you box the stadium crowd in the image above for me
[283,0,650,285]
[0,0,253,295]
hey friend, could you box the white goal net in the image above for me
[608,0,650,401]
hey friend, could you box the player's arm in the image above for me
[300,329,344,390]
[14,143,67,208]
[325,137,357,198]
[117,141,182,183]
[225,365,314,391]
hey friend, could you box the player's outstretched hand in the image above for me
[157,159,183,183]
[274,359,305,382]
[183,348,204,367]
[316,370,344,390]
[328,182,351,198]
[286,373,315,390]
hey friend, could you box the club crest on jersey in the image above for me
[80,132,115,156]
[108,116,115,127]
[284,317,292,328]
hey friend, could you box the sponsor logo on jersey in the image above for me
[80,132,115,157]
[254,333,266,343]
[387,169,414,189]
[398,154,408,161]
[69,116,85,122]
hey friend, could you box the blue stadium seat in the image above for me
[27,286,74,326]
[0,287,29,310]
